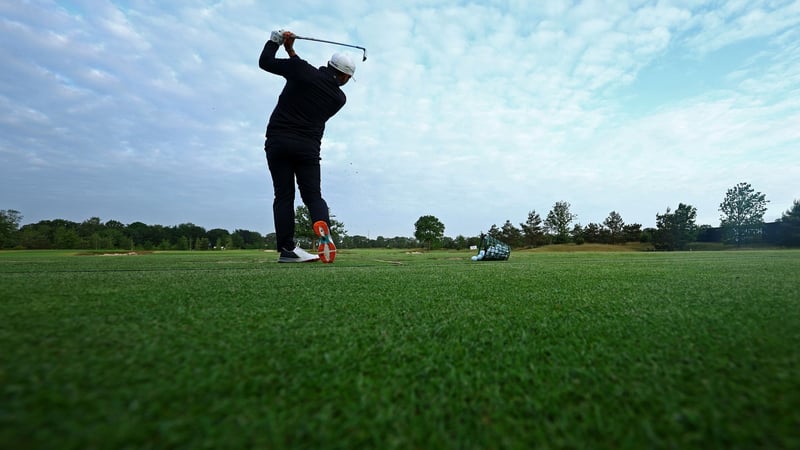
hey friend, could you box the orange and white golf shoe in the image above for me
[314,220,336,263]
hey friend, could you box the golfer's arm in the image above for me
[259,41,281,73]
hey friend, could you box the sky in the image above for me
[1,0,798,238]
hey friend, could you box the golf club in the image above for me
[294,35,368,62]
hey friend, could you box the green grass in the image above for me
[1,249,798,449]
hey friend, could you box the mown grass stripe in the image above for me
[1,249,798,449]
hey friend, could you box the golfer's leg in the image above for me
[295,156,330,225]
[266,153,296,251]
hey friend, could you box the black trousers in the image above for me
[265,137,330,251]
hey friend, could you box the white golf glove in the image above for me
[270,29,285,45]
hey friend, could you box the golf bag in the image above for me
[472,233,511,261]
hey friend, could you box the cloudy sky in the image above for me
[1,0,798,238]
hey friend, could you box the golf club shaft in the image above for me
[294,36,367,61]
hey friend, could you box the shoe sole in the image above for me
[314,220,336,263]
[277,257,318,263]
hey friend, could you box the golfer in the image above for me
[259,30,354,263]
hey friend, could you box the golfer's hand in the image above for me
[270,29,284,45]
[282,31,296,56]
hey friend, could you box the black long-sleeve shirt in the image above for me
[259,41,346,147]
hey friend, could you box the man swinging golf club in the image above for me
[259,30,355,263]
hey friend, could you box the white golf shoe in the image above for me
[278,247,319,263]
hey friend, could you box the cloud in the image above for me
[682,0,800,53]
[1,0,798,237]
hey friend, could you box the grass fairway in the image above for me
[1,249,798,449]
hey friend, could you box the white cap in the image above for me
[329,52,356,76]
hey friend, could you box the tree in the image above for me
[294,205,313,247]
[341,234,369,248]
[176,236,190,251]
[126,221,153,248]
[583,223,604,243]
[387,236,417,249]
[176,223,206,250]
[487,224,501,239]
[106,220,125,230]
[654,203,697,251]
[54,226,82,249]
[414,215,445,249]
[500,220,523,247]
[194,237,210,251]
[0,209,22,248]
[19,221,54,249]
[520,210,545,248]
[232,229,265,249]
[103,220,129,249]
[441,236,455,249]
[696,224,718,243]
[78,217,103,239]
[545,201,576,244]
[207,228,231,249]
[719,182,769,247]
[622,223,643,243]
[230,232,245,249]
[295,205,346,246]
[571,223,585,245]
[603,211,625,244]
[263,232,277,250]
[71,218,131,249]
[777,199,800,247]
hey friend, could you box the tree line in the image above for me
[0,206,424,251]
[0,214,271,251]
[412,183,800,250]
[2,183,799,251]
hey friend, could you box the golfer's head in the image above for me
[328,53,355,86]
